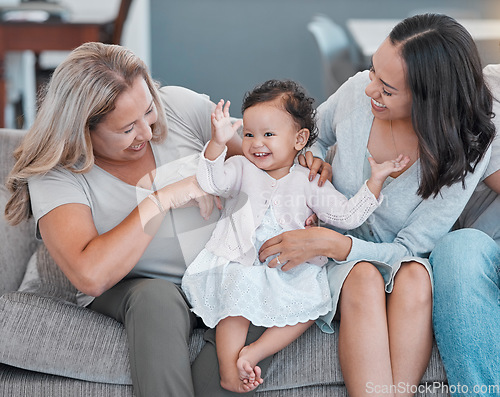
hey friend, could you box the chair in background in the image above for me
[99,0,133,45]
[5,0,133,129]
[4,51,36,129]
[35,0,133,90]
[307,14,358,99]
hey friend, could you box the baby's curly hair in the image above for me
[241,79,317,148]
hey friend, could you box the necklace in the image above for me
[389,120,420,165]
[389,120,398,157]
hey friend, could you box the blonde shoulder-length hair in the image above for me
[5,42,168,225]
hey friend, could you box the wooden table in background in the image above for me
[0,21,107,127]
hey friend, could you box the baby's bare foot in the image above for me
[220,357,261,394]
[220,377,260,393]
[237,346,264,388]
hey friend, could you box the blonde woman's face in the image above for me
[91,76,158,165]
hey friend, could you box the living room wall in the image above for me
[151,0,500,115]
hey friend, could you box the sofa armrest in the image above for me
[0,129,38,294]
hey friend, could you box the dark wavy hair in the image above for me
[241,79,318,148]
[389,13,495,199]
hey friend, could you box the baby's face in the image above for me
[242,99,303,180]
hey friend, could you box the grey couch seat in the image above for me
[0,287,447,391]
[0,128,449,396]
[0,243,447,396]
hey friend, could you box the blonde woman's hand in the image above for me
[158,175,214,220]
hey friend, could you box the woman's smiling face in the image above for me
[90,76,158,166]
[364,38,413,123]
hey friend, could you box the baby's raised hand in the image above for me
[211,99,242,146]
[368,154,410,183]
[365,154,410,199]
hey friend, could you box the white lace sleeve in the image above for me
[310,179,383,231]
[196,142,242,198]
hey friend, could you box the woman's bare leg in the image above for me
[237,320,314,381]
[387,261,433,397]
[216,316,261,393]
[338,262,395,397]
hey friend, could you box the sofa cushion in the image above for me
[0,363,135,397]
[0,193,37,295]
[19,243,97,307]
[17,251,39,292]
[0,291,132,384]
[0,290,447,391]
[260,322,447,392]
[23,244,82,304]
[0,291,207,385]
[0,259,449,391]
[0,128,38,295]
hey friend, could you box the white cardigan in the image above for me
[196,144,382,266]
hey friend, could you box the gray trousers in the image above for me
[89,278,272,397]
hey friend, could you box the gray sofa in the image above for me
[0,128,449,396]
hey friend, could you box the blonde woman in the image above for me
[5,42,253,397]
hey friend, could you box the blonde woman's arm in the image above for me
[38,175,210,297]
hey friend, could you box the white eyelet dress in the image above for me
[182,206,333,328]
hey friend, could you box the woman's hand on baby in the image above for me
[211,99,243,146]
[259,227,351,270]
[298,151,332,187]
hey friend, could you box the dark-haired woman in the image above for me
[259,14,495,395]
[431,63,500,396]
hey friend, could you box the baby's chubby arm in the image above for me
[205,99,243,161]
